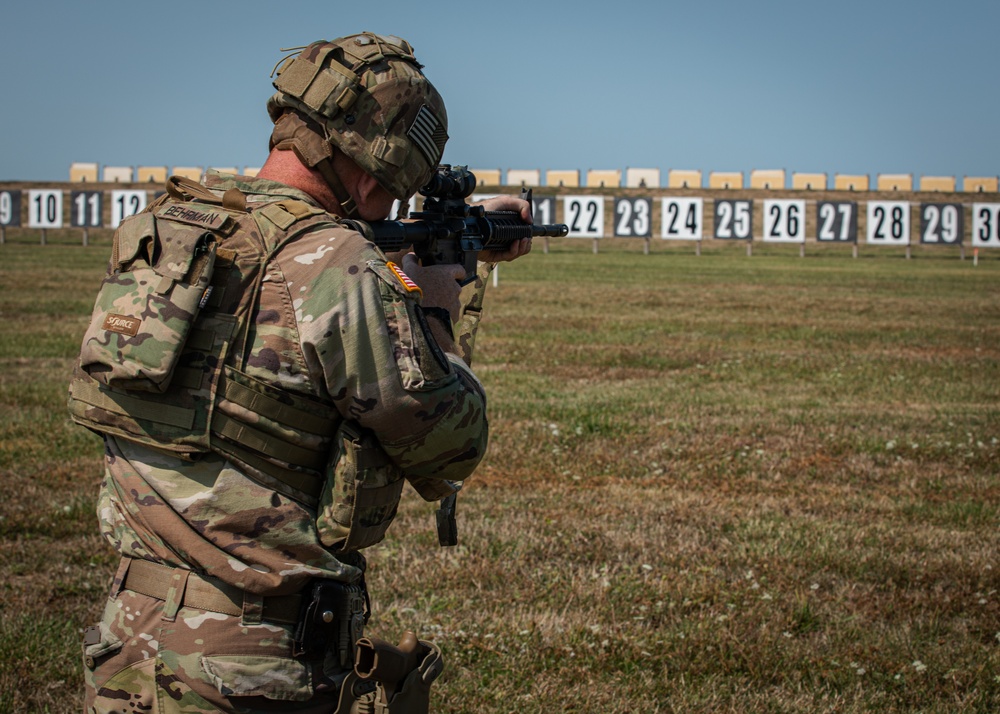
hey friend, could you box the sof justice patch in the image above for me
[102,313,141,337]
[386,262,422,297]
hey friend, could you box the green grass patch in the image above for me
[1,238,998,712]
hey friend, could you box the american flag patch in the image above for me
[407,104,448,166]
[387,261,422,296]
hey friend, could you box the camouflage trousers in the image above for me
[83,580,348,712]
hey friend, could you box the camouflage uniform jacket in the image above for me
[94,172,489,595]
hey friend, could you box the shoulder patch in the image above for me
[386,262,423,298]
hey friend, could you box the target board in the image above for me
[531,196,556,225]
[9,185,997,253]
[920,203,963,245]
[0,190,21,226]
[763,200,806,243]
[816,201,858,242]
[28,189,63,228]
[972,204,1000,247]
[866,201,911,245]
[714,199,753,240]
[71,191,103,227]
[563,196,604,238]
[660,198,703,240]
[614,197,651,237]
[111,190,147,228]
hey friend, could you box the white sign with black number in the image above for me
[972,203,1000,247]
[660,198,703,241]
[866,201,910,245]
[920,203,963,245]
[28,189,63,228]
[111,190,147,228]
[563,196,604,238]
[816,201,857,242]
[763,200,806,243]
[71,191,103,228]
[714,199,753,240]
[0,190,21,227]
[614,197,651,237]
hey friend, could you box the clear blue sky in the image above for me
[2,0,996,183]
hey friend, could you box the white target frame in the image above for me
[660,197,703,241]
[866,201,911,245]
[563,196,604,238]
[763,199,806,243]
[28,189,63,228]
[972,203,1000,248]
[111,190,147,228]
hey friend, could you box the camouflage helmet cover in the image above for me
[267,33,449,200]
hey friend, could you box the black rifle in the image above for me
[363,165,568,284]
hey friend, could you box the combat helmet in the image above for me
[267,33,448,215]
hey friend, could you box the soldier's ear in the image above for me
[354,173,396,221]
[355,173,384,208]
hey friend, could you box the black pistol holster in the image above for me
[293,578,370,668]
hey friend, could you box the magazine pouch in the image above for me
[77,212,218,393]
[317,421,405,553]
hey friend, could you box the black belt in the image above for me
[122,558,302,626]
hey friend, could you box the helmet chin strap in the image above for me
[270,112,360,218]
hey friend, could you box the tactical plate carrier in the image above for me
[68,176,406,551]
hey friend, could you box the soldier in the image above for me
[70,32,530,713]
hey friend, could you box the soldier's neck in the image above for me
[257,150,344,216]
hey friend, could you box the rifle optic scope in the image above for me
[420,165,477,201]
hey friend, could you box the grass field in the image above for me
[1,230,998,712]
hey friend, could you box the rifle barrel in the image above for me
[532,223,570,238]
